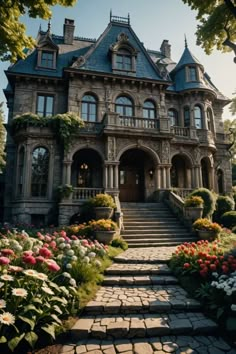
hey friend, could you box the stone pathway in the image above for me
[60,247,236,354]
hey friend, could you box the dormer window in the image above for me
[41,51,54,68]
[110,33,138,74]
[186,66,198,82]
[116,49,132,71]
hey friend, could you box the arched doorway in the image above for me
[171,155,191,188]
[201,158,210,189]
[119,149,154,202]
[71,149,103,188]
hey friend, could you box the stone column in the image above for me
[210,167,214,190]
[162,167,166,188]
[156,166,161,189]
[186,168,191,189]
[114,164,119,189]
[103,164,108,189]
[24,143,31,198]
[166,166,171,188]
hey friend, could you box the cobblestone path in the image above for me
[60,247,236,354]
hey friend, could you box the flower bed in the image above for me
[0,228,109,352]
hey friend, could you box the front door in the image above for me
[119,167,144,202]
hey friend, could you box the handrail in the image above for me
[169,191,185,215]
[114,195,123,231]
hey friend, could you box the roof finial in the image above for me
[47,18,51,33]
[128,13,130,25]
[185,34,188,48]
[110,9,112,22]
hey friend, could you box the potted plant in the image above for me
[184,196,204,222]
[192,218,222,241]
[90,219,118,244]
[57,184,74,200]
[91,193,116,220]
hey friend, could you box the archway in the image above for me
[119,148,154,202]
[71,149,103,188]
[171,155,191,188]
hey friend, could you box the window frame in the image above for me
[31,146,49,198]
[168,109,179,126]
[17,146,25,197]
[143,100,156,119]
[81,94,98,122]
[184,106,190,127]
[194,105,203,129]
[41,50,54,68]
[36,94,54,117]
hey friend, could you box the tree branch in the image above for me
[223,26,236,62]
[224,0,236,17]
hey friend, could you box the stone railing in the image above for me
[173,188,193,199]
[114,195,123,232]
[72,188,104,200]
[171,126,190,137]
[169,191,185,215]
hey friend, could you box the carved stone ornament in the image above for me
[117,32,129,42]
[107,136,116,160]
[71,56,86,68]
[161,141,170,163]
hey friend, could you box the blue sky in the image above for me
[0,0,235,120]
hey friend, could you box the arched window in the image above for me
[81,94,97,122]
[115,96,134,117]
[143,101,156,119]
[116,49,132,71]
[31,147,49,197]
[184,106,190,127]
[17,147,25,196]
[194,105,203,129]
[168,109,178,126]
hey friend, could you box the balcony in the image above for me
[196,129,215,147]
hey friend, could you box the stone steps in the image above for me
[103,274,178,286]
[105,263,171,275]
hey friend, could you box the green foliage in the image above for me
[184,195,203,207]
[181,0,236,56]
[224,119,236,164]
[221,211,236,229]
[90,219,118,231]
[90,193,116,208]
[213,195,235,221]
[192,218,222,234]
[110,237,128,250]
[0,0,76,62]
[230,92,236,116]
[188,188,216,218]
[0,103,6,170]
[57,184,74,199]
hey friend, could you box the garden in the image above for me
[169,187,236,341]
[0,194,127,353]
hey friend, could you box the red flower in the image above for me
[0,256,10,265]
[23,255,36,265]
[210,264,217,271]
[222,265,229,273]
[46,261,60,272]
[39,247,52,258]
[35,256,45,263]
[183,263,190,269]
[1,249,14,256]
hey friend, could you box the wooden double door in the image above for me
[119,167,144,202]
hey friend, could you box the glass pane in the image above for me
[125,107,133,117]
[37,96,45,116]
[143,109,148,118]
[31,147,49,197]
[46,96,53,116]
[115,105,123,115]
[83,95,96,103]
[144,101,154,109]
[116,96,132,105]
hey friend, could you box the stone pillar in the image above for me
[104,164,108,189]
[186,168,191,188]
[162,167,166,188]
[210,167,214,190]
[24,143,31,198]
[114,164,119,189]
[166,166,171,188]
[63,160,72,184]
[156,166,161,189]
[199,166,203,187]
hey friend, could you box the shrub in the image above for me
[213,196,235,221]
[221,211,236,229]
[184,196,203,207]
[188,188,216,218]
[89,219,117,231]
[110,237,128,250]
[91,194,116,208]
[192,218,222,234]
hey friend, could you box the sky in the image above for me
[0,0,235,121]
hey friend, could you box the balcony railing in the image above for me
[79,121,103,134]
[72,187,104,200]
[171,126,190,138]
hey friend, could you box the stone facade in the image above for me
[3,16,232,225]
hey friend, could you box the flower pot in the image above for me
[95,230,116,244]
[95,207,113,220]
[197,230,218,241]
[184,206,203,222]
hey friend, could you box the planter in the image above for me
[95,230,117,244]
[95,207,113,220]
[184,206,203,222]
[197,230,218,241]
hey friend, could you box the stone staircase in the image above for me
[62,248,234,354]
[121,203,196,247]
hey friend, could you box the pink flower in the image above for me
[49,241,57,249]
[37,232,45,240]
[0,257,10,265]
[35,256,45,263]
[23,255,36,265]
[39,248,52,258]
[60,230,67,238]
[1,249,14,256]
[23,250,33,257]
[46,260,60,272]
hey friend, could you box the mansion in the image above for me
[3,15,232,225]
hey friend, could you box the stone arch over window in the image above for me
[17,146,25,197]
[143,100,156,119]
[183,106,190,127]
[110,32,138,73]
[31,147,49,197]
[194,105,203,129]
[81,93,98,122]
[168,108,179,126]
[115,96,134,117]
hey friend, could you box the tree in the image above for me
[181,0,236,61]
[224,118,236,163]
[0,0,76,62]
[230,92,236,115]
[0,103,6,171]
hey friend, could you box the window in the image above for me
[207,108,213,131]
[31,147,49,197]
[194,105,203,129]
[188,66,197,81]
[116,49,132,71]
[41,51,54,68]
[81,94,97,122]
[17,147,25,196]
[184,107,190,127]
[143,101,156,119]
[37,95,54,117]
[168,109,178,126]
[115,96,134,117]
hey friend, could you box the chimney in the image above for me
[63,18,75,45]
[160,40,171,59]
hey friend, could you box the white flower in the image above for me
[57,254,63,260]
[94,259,102,267]
[35,273,48,281]
[65,244,71,250]
[67,249,74,256]
[0,312,15,325]
[88,252,96,258]
[62,272,71,278]
[66,263,72,269]
[41,287,54,295]
[23,269,38,277]
[12,288,28,298]
[59,243,66,249]
[69,278,76,287]
[83,256,90,264]
[212,272,219,278]
[0,299,6,308]
[231,304,236,312]
[71,255,78,261]
[57,237,65,243]
[0,274,14,281]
